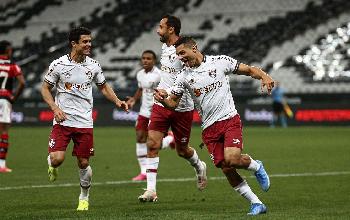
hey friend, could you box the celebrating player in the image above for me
[127,50,175,181]
[41,27,128,211]
[138,15,207,202]
[0,40,25,173]
[154,36,273,215]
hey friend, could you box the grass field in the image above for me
[1,126,350,220]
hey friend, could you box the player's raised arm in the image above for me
[98,83,128,112]
[236,63,275,94]
[153,88,181,110]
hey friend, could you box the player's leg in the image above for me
[221,165,267,215]
[132,115,148,181]
[0,123,11,172]
[172,110,207,191]
[223,115,270,192]
[0,99,12,173]
[139,105,170,202]
[72,127,94,211]
[47,125,71,181]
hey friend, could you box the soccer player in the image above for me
[270,82,288,127]
[0,40,25,173]
[154,36,274,215]
[138,15,207,202]
[127,50,175,181]
[41,27,128,211]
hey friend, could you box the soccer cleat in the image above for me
[76,199,89,211]
[138,190,158,202]
[255,160,270,192]
[247,203,267,215]
[132,173,147,181]
[196,161,207,191]
[0,167,12,173]
[48,166,58,182]
[167,131,175,149]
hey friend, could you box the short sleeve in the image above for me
[93,64,106,86]
[136,71,142,88]
[44,61,59,86]
[220,55,240,74]
[171,71,187,97]
[11,64,23,77]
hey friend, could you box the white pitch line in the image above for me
[1,171,350,191]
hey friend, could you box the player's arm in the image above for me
[41,81,67,122]
[11,74,25,103]
[98,83,129,112]
[236,63,275,94]
[126,88,142,109]
[154,89,181,110]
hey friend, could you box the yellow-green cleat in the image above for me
[77,199,89,211]
[48,166,58,182]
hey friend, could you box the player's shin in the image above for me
[136,143,147,174]
[79,165,92,201]
[145,157,159,191]
[234,180,262,204]
[0,133,9,168]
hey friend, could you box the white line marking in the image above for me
[1,171,349,191]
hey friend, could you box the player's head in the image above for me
[0,40,13,57]
[157,14,181,43]
[174,36,199,67]
[68,27,92,56]
[141,50,157,71]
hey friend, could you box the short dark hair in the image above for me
[0,40,11,54]
[142,50,157,61]
[174,36,196,48]
[162,14,181,36]
[68,27,91,46]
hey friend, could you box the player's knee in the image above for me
[51,157,64,167]
[224,156,241,168]
[175,144,190,158]
[77,159,89,169]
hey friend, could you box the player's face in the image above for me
[157,18,170,43]
[74,35,92,56]
[141,53,155,71]
[176,44,196,68]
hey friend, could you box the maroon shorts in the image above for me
[202,114,243,167]
[135,115,149,131]
[48,124,94,157]
[148,104,193,145]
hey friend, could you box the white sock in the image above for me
[0,159,5,167]
[146,157,159,191]
[161,135,174,149]
[247,157,260,172]
[186,149,204,174]
[47,155,52,166]
[234,180,262,204]
[136,143,147,174]
[79,165,92,201]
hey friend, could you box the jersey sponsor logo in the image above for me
[64,81,92,91]
[193,81,223,97]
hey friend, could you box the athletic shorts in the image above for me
[273,101,284,114]
[135,115,149,131]
[148,104,193,145]
[0,99,11,123]
[202,114,243,167]
[48,124,94,157]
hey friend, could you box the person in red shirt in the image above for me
[0,40,25,173]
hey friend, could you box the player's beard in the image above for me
[159,34,168,43]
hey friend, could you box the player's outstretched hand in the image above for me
[53,106,67,123]
[261,74,275,95]
[153,89,168,102]
[116,100,129,112]
[126,96,135,109]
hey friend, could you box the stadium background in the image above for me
[1,0,350,126]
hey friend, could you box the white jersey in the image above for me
[157,43,194,112]
[172,55,240,129]
[44,54,106,128]
[136,66,161,118]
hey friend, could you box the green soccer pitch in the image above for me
[1,126,350,220]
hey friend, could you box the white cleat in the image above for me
[196,161,207,191]
[138,190,158,202]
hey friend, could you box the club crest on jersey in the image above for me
[168,54,177,63]
[86,71,93,79]
[208,69,217,78]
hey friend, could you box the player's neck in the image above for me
[144,67,153,73]
[194,53,204,68]
[70,51,86,63]
[166,35,179,47]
